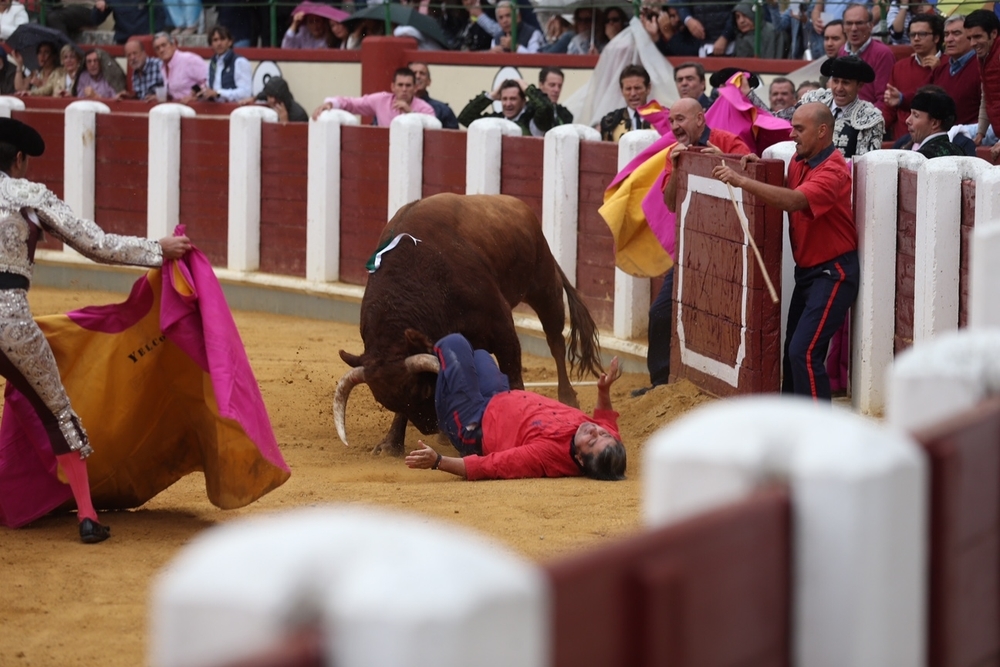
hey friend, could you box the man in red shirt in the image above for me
[930,14,982,126]
[839,3,896,104]
[713,103,859,401]
[880,14,944,140]
[405,334,627,481]
[966,10,1000,148]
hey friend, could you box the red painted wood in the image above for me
[500,135,544,222]
[422,129,466,198]
[895,169,918,354]
[547,486,791,667]
[179,117,230,265]
[340,126,389,285]
[259,123,309,277]
[576,140,618,331]
[94,114,149,237]
[959,181,976,329]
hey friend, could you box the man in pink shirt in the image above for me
[405,334,627,481]
[311,67,435,125]
[152,32,207,103]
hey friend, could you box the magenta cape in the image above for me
[0,238,290,528]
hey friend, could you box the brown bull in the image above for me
[334,193,603,455]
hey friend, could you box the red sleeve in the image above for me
[464,443,581,480]
[592,409,621,439]
[793,164,843,219]
[873,49,895,105]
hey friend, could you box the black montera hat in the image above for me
[820,55,876,83]
[709,67,761,89]
[910,91,957,123]
[0,117,45,156]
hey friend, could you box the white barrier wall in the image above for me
[761,141,795,366]
[147,104,196,240]
[0,96,25,118]
[465,118,522,195]
[971,167,1000,330]
[227,106,278,273]
[388,113,443,219]
[64,101,110,224]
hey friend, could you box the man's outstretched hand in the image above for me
[405,441,439,469]
[597,356,621,391]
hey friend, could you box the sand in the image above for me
[0,286,713,667]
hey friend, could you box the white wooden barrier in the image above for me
[64,101,110,225]
[150,507,548,667]
[0,96,25,118]
[465,118,522,195]
[147,104,196,240]
[761,141,796,366]
[971,167,1000,329]
[387,113,443,219]
[307,109,359,283]
[645,397,926,667]
[227,106,278,273]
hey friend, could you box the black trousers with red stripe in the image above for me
[782,251,859,400]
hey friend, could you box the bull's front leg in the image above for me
[372,412,408,456]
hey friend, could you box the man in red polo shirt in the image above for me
[405,334,627,481]
[965,10,1000,148]
[713,103,859,401]
[880,14,944,140]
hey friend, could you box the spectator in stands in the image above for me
[442,0,502,51]
[903,90,965,157]
[215,1,256,47]
[674,62,712,110]
[282,10,332,48]
[797,81,821,100]
[409,62,458,130]
[457,78,533,135]
[0,0,27,41]
[643,4,701,56]
[0,52,17,94]
[839,3,894,104]
[525,66,573,136]
[243,76,308,122]
[674,0,736,53]
[405,334,627,482]
[329,19,351,49]
[808,0,853,58]
[152,32,207,103]
[893,84,977,155]
[491,1,544,53]
[965,10,1000,149]
[118,38,163,102]
[74,50,115,99]
[886,0,936,45]
[541,15,573,53]
[600,64,651,142]
[313,67,435,125]
[567,6,600,54]
[13,42,58,95]
[823,18,846,57]
[880,13,943,140]
[770,77,796,112]
[721,2,785,58]
[42,0,99,42]
[604,6,629,42]
[25,44,78,97]
[92,0,167,44]
[930,15,981,126]
[198,25,251,103]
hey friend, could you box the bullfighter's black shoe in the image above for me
[79,518,111,544]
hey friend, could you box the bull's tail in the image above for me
[557,263,604,379]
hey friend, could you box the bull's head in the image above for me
[333,329,442,446]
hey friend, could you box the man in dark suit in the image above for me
[600,64,652,142]
[905,89,966,158]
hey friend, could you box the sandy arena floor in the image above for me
[0,286,713,667]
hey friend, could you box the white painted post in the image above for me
[388,113,442,219]
[227,106,278,273]
[147,104,196,240]
[64,101,110,223]
[887,329,1000,432]
[150,507,549,667]
[645,397,927,667]
[465,117,522,195]
[913,157,990,343]
[970,168,1000,329]
[613,130,657,340]
[541,124,600,285]
[762,141,795,366]
[0,96,25,117]
[306,109,358,284]
[851,150,925,415]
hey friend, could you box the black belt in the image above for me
[0,273,29,290]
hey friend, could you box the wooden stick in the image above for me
[721,163,780,304]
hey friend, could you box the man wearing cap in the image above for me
[906,90,965,158]
[315,67,435,126]
[0,117,192,543]
[712,103,858,401]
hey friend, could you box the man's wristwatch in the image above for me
[432,453,442,470]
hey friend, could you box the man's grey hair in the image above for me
[844,2,873,23]
[945,14,966,27]
[496,0,515,12]
[153,31,175,44]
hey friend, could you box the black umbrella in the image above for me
[7,25,76,72]
[346,4,452,50]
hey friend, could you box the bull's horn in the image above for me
[333,366,366,446]
[404,354,441,374]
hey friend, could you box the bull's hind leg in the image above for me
[372,412,408,457]
[525,281,578,408]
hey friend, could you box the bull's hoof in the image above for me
[371,440,405,457]
[558,390,580,409]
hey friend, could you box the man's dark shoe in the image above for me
[631,386,653,398]
[79,518,110,544]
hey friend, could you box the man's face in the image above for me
[829,75,860,107]
[906,108,940,144]
[620,75,649,110]
[734,10,754,34]
[908,21,937,57]
[500,86,525,118]
[153,36,176,61]
[410,63,430,93]
[843,7,872,48]
[496,5,513,32]
[84,52,101,77]
[540,72,563,104]
[211,31,233,55]
[943,20,971,57]
[36,44,53,68]
[823,23,846,57]
[392,74,416,104]
[306,14,326,38]
[125,41,147,69]
[574,9,593,34]
[769,81,795,111]
[674,66,705,100]
[573,422,617,461]
[790,107,822,158]
[967,26,996,60]
[669,102,705,145]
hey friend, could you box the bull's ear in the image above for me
[404,328,435,354]
[339,349,363,367]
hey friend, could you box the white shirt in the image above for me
[0,2,28,41]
